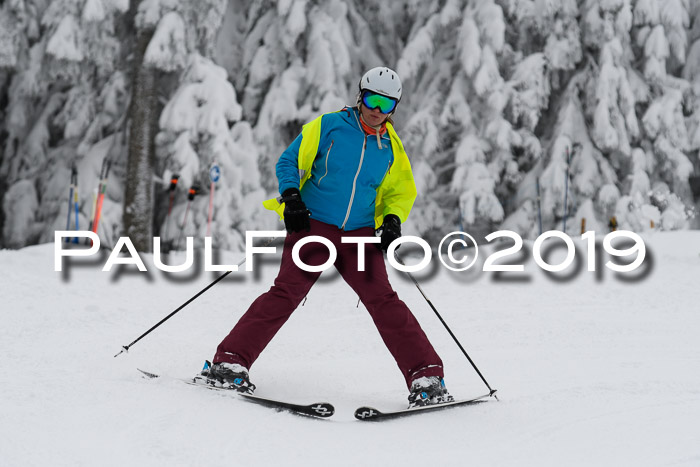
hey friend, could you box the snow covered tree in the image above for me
[504,0,695,237]
[396,0,554,241]
[0,0,129,248]
[156,54,265,251]
[391,1,493,240]
[682,2,700,227]
[629,0,694,229]
[213,0,363,194]
[136,0,268,252]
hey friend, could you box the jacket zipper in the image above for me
[379,161,391,186]
[317,140,333,186]
[341,136,367,230]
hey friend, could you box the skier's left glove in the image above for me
[281,188,311,233]
[376,214,401,252]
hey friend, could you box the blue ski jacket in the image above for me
[264,106,417,230]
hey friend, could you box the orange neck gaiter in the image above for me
[359,115,387,136]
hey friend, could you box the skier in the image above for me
[205,67,453,408]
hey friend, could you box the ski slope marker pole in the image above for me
[114,237,278,357]
[562,146,571,232]
[206,183,215,237]
[72,168,80,244]
[207,163,220,237]
[394,251,498,400]
[91,158,112,245]
[176,185,199,251]
[536,177,543,236]
[65,167,77,243]
[85,188,98,245]
[162,174,180,245]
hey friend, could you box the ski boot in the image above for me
[196,360,256,394]
[407,376,454,408]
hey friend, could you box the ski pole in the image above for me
[114,237,278,357]
[394,251,498,399]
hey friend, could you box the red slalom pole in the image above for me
[91,158,112,245]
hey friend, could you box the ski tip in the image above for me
[309,402,335,418]
[354,406,383,421]
[240,394,335,419]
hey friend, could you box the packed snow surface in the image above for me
[1,231,699,466]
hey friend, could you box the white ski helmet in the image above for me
[359,67,402,101]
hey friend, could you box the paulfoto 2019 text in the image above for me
[54,230,646,274]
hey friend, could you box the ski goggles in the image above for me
[361,90,398,114]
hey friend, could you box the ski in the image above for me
[137,369,334,419]
[354,393,492,421]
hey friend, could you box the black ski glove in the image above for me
[376,214,401,252]
[281,188,311,233]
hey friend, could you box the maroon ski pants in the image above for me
[214,219,444,388]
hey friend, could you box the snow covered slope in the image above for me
[1,231,699,466]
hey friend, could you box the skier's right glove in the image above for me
[376,214,401,252]
[281,188,311,233]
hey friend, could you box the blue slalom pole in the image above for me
[562,147,571,232]
[536,178,543,236]
[65,167,78,243]
[73,182,80,243]
[65,185,74,243]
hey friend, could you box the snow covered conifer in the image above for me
[245,1,356,191]
[0,0,128,247]
[157,54,264,250]
[124,0,234,252]
[398,0,528,240]
[631,0,694,228]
